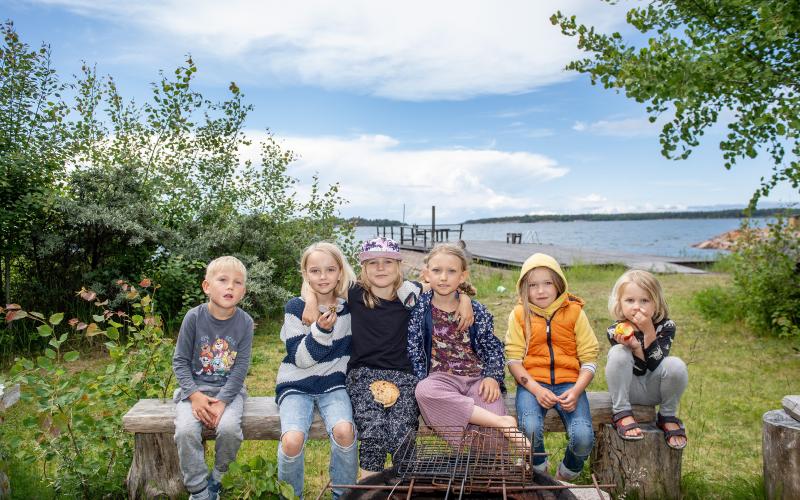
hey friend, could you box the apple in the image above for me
[615,321,636,340]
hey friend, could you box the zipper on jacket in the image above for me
[546,317,555,385]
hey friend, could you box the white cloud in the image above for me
[572,117,659,137]
[29,0,628,100]
[240,132,569,221]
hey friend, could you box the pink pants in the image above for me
[415,371,506,444]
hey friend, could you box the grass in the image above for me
[2,261,799,498]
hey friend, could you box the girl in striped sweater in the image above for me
[275,242,358,499]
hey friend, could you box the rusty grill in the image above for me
[326,426,612,499]
[393,426,534,493]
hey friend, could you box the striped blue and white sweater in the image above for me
[275,296,351,405]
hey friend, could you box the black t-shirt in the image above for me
[347,284,413,373]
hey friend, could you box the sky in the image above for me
[4,0,798,223]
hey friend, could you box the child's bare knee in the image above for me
[280,431,305,457]
[332,422,355,447]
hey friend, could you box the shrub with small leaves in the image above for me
[0,279,174,498]
[222,454,298,500]
[695,215,800,339]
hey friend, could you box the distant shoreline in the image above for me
[350,208,798,226]
[462,208,798,224]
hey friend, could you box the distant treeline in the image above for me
[462,208,800,224]
[347,217,404,226]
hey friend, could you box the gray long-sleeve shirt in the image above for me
[172,304,254,404]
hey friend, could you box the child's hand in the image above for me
[534,387,558,409]
[557,388,580,412]
[189,392,217,428]
[316,310,337,331]
[614,333,641,350]
[629,311,654,334]
[301,289,320,326]
[478,377,501,403]
[455,294,474,332]
[208,399,227,428]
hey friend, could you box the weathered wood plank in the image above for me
[460,240,709,273]
[763,409,800,500]
[127,433,184,499]
[783,395,800,422]
[592,423,682,500]
[123,392,655,437]
[0,384,20,411]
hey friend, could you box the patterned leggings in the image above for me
[346,367,420,472]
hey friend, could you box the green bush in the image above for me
[692,285,740,324]
[0,280,174,498]
[700,216,800,338]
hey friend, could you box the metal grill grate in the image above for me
[394,426,534,493]
[327,425,614,499]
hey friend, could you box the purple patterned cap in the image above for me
[358,237,403,263]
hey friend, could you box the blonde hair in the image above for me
[300,241,356,298]
[358,259,404,309]
[608,270,669,322]
[424,243,477,295]
[206,256,247,282]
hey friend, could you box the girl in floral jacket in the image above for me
[408,243,524,447]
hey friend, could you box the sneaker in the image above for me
[207,475,222,500]
[189,489,210,500]
[555,462,579,483]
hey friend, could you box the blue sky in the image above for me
[4,0,798,223]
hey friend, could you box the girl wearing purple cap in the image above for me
[303,236,474,479]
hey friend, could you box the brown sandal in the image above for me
[656,413,687,450]
[612,410,644,441]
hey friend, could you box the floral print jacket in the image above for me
[407,291,506,391]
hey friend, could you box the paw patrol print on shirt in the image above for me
[197,336,238,378]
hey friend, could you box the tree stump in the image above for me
[591,423,682,500]
[126,432,185,499]
[763,409,800,500]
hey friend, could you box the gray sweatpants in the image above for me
[605,344,688,416]
[174,388,246,493]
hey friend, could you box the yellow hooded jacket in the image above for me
[504,253,599,385]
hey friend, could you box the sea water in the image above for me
[355,218,767,259]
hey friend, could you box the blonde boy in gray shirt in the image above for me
[172,256,254,500]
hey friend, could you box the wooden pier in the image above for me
[414,240,711,274]
[375,224,464,248]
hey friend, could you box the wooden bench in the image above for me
[123,392,679,499]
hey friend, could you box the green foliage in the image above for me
[692,285,739,324]
[729,216,800,338]
[0,21,355,347]
[222,455,298,500]
[694,215,800,338]
[551,1,800,207]
[0,280,173,498]
[148,255,207,327]
[0,21,69,304]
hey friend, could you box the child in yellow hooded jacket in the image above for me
[505,253,599,481]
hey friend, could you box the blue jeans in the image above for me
[516,383,594,475]
[278,389,357,499]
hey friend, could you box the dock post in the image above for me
[432,206,436,244]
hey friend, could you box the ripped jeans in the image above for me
[278,389,357,499]
[516,383,594,476]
